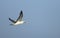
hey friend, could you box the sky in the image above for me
[0,0,60,38]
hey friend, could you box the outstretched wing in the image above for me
[16,10,23,21]
[9,18,16,23]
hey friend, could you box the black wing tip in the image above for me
[20,10,23,13]
[9,18,11,21]
[20,10,23,15]
[9,18,10,20]
[9,18,12,20]
[9,18,16,23]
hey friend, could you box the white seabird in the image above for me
[9,10,25,25]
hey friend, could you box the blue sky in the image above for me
[0,0,60,38]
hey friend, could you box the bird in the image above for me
[9,10,25,25]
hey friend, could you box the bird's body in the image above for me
[13,21,24,25]
[9,10,25,25]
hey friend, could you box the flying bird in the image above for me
[9,10,25,25]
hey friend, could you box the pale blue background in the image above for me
[0,0,60,38]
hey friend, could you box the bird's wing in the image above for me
[9,18,16,23]
[16,10,23,21]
